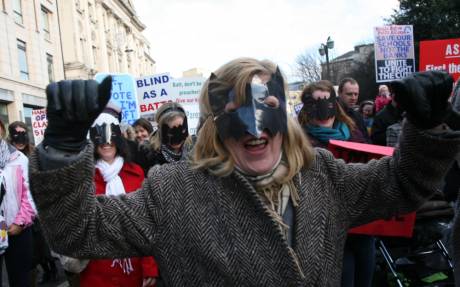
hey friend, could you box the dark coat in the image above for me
[340,102,370,143]
[371,103,403,146]
[29,122,460,286]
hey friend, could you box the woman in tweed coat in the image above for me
[29,59,460,286]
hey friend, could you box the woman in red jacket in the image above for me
[81,103,159,287]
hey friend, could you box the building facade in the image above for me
[0,0,155,142]
[0,0,65,138]
[58,0,155,79]
[321,44,374,85]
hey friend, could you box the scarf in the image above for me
[236,154,300,235]
[0,140,11,170]
[95,156,125,196]
[95,156,134,274]
[306,121,351,144]
[160,144,189,163]
[237,157,304,278]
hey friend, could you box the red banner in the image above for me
[419,38,460,81]
[328,140,416,238]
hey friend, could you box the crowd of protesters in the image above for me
[0,58,458,287]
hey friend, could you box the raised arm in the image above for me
[326,71,460,227]
[29,78,163,259]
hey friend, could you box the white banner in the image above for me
[374,25,415,82]
[136,73,173,120]
[31,109,47,145]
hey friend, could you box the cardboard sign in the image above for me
[94,73,140,125]
[294,103,304,116]
[31,109,47,145]
[328,140,416,237]
[183,104,200,135]
[419,38,460,81]
[374,25,415,83]
[136,73,173,118]
[171,77,205,106]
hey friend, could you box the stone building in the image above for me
[0,0,155,142]
[0,0,65,134]
[58,0,155,79]
[321,44,374,85]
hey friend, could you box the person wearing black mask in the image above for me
[298,80,367,148]
[8,122,33,157]
[299,80,374,287]
[138,102,192,175]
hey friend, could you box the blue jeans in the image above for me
[341,234,376,287]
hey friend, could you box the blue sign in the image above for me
[95,73,140,125]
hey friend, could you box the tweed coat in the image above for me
[29,123,460,286]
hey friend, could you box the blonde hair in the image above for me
[192,57,315,180]
[298,80,356,131]
[149,102,192,152]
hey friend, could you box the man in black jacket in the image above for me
[338,77,370,142]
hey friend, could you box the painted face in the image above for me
[209,67,287,141]
[97,143,117,163]
[302,90,337,127]
[161,116,189,150]
[340,82,359,109]
[134,126,150,143]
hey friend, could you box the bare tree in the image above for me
[294,51,322,84]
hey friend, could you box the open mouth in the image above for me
[244,137,268,151]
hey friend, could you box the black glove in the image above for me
[391,71,454,129]
[43,77,112,152]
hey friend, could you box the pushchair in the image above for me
[374,193,455,287]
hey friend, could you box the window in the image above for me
[0,103,8,129]
[13,0,23,24]
[88,1,96,21]
[17,40,29,80]
[92,46,97,66]
[46,54,54,83]
[41,6,51,40]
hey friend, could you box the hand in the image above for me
[7,224,23,236]
[43,77,112,152]
[391,71,454,129]
[142,277,157,287]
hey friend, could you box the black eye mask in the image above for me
[11,130,28,145]
[161,117,189,146]
[302,95,337,121]
[89,123,122,147]
[208,67,287,140]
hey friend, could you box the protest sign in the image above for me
[171,77,205,106]
[328,140,416,237]
[94,73,139,125]
[294,103,303,116]
[420,38,460,81]
[31,109,47,145]
[170,77,204,134]
[136,73,173,120]
[182,104,201,135]
[374,25,415,83]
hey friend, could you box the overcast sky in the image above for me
[134,0,400,81]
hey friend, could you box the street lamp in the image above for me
[318,36,334,81]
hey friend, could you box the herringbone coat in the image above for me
[29,123,460,286]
